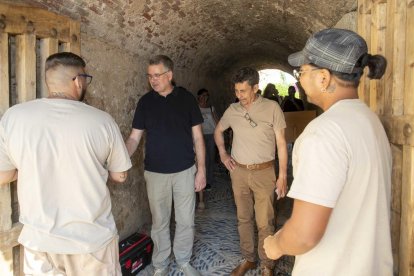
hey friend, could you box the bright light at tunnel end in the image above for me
[258,69,297,96]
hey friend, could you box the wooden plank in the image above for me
[284,111,316,143]
[0,185,12,232]
[15,33,36,103]
[391,0,407,116]
[59,20,81,54]
[69,20,80,55]
[390,144,402,272]
[404,0,414,115]
[376,2,387,115]
[370,2,387,114]
[0,184,13,276]
[357,0,371,105]
[383,0,394,116]
[381,115,414,146]
[0,249,13,276]
[0,31,8,118]
[0,223,22,252]
[0,2,72,42]
[400,145,414,275]
[39,38,58,98]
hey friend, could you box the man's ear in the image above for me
[167,71,173,82]
[253,84,259,93]
[319,69,332,91]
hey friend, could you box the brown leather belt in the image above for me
[234,160,274,170]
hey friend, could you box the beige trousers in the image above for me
[23,236,121,276]
[230,165,276,268]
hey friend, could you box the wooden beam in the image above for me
[370,2,387,114]
[400,145,414,275]
[0,223,22,252]
[0,3,73,43]
[357,0,372,105]
[391,0,407,116]
[39,38,58,98]
[381,115,414,147]
[390,144,402,272]
[0,31,8,117]
[0,184,13,276]
[15,33,36,103]
[404,0,414,115]
[0,250,13,276]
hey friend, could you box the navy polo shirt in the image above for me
[132,86,203,173]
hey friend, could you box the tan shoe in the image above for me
[261,266,274,276]
[230,259,257,276]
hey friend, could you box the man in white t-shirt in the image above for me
[263,28,393,275]
[0,52,132,276]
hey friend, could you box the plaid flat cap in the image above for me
[288,28,368,74]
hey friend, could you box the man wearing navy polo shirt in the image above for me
[126,55,206,276]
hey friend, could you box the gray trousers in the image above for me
[144,165,196,269]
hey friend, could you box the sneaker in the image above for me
[179,263,201,276]
[153,266,168,276]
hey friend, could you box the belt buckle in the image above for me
[247,164,257,170]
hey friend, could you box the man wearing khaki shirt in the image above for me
[214,67,288,276]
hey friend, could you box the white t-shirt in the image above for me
[200,106,216,135]
[0,98,132,254]
[288,99,393,276]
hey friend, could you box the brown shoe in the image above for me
[261,266,274,276]
[230,259,257,276]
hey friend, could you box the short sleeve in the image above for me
[272,104,286,131]
[218,107,231,131]
[132,97,145,130]
[106,118,132,173]
[288,125,348,208]
[0,120,16,171]
[188,94,203,126]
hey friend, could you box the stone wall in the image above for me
[80,35,153,237]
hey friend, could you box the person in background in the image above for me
[215,67,288,276]
[197,88,219,209]
[125,55,205,276]
[0,52,131,276]
[263,83,283,105]
[281,85,304,112]
[264,28,393,275]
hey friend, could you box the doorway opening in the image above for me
[258,69,297,98]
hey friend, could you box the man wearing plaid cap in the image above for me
[264,28,393,275]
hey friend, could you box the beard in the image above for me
[79,87,87,102]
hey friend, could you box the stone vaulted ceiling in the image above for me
[12,0,356,76]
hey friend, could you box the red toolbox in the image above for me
[119,233,153,275]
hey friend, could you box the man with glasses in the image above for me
[126,55,205,276]
[0,52,131,275]
[214,67,288,276]
[264,28,392,275]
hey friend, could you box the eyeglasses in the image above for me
[293,68,320,80]
[244,113,257,128]
[146,70,170,80]
[72,73,93,84]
